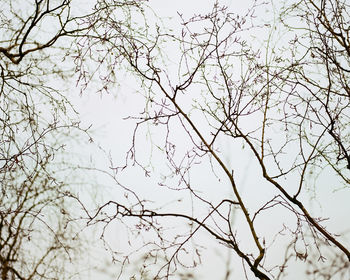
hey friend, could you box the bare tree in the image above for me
[277,0,350,278]
[2,0,348,279]
[280,0,350,178]
[0,1,97,279]
[75,0,350,279]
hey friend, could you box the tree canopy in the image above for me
[1,0,349,279]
